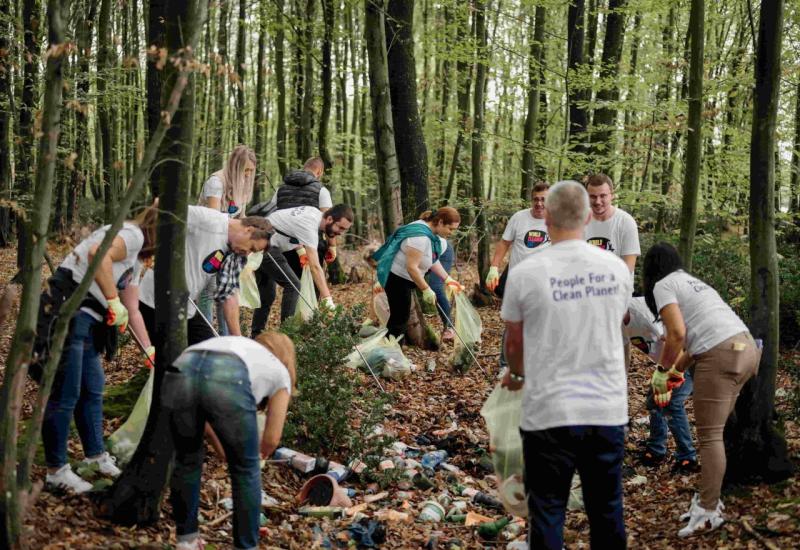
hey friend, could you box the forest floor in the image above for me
[1,243,799,549]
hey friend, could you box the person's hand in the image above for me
[106,296,129,332]
[650,366,684,395]
[144,345,155,369]
[653,390,673,408]
[421,287,437,308]
[444,276,465,293]
[297,247,309,268]
[321,296,336,310]
[485,266,500,291]
[501,369,524,391]
[325,246,337,264]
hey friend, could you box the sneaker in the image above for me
[84,452,121,477]
[639,449,666,467]
[46,464,93,494]
[673,458,700,473]
[678,498,725,537]
[176,536,206,550]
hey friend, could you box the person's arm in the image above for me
[490,239,513,268]
[260,389,290,459]
[621,254,638,273]
[429,261,449,281]
[120,285,152,348]
[87,237,128,299]
[404,247,428,291]
[501,321,525,390]
[657,303,687,370]
[305,244,332,299]
[205,196,222,211]
[221,293,242,336]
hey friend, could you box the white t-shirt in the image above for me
[263,186,333,213]
[501,240,632,431]
[138,206,230,317]
[585,208,640,259]
[624,296,663,363]
[182,336,292,403]
[202,175,242,218]
[390,221,444,281]
[266,205,323,253]
[501,209,550,268]
[653,270,748,356]
[61,223,144,320]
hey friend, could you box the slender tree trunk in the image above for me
[214,0,230,170]
[567,0,589,156]
[385,0,430,219]
[99,0,208,524]
[319,0,334,169]
[0,0,14,246]
[521,6,545,200]
[585,0,599,77]
[236,0,247,144]
[147,0,167,196]
[790,80,800,213]
[724,0,793,485]
[434,7,452,188]
[97,0,117,222]
[655,7,676,233]
[677,0,704,270]
[364,0,402,233]
[0,1,68,545]
[274,0,288,176]
[254,0,268,203]
[299,0,316,161]
[472,0,490,289]
[620,12,642,188]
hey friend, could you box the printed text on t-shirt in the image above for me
[549,272,619,301]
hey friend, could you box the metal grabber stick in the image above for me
[265,252,386,393]
[188,296,221,338]
[435,300,488,377]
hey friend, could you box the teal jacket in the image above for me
[372,222,442,287]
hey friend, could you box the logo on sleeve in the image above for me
[202,250,226,273]
[227,202,240,216]
[116,267,134,290]
[587,237,615,252]
[629,336,650,355]
[524,230,548,248]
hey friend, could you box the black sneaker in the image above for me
[673,458,700,473]
[639,449,666,467]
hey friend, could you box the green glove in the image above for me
[422,287,437,308]
[650,366,684,395]
[106,296,129,332]
[485,266,500,292]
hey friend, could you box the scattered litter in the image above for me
[478,516,511,538]
[464,511,494,526]
[374,509,412,523]
[421,450,448,470]
[347,519,386,548]
[298,506,345,519]
[419,500,446,522]
[627,475,648,486]
[273,447,316,474]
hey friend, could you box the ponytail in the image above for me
[419,206,461,226]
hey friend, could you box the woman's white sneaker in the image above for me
[678,499,725,537]
[84,452,121,477]
[46,464,93,494]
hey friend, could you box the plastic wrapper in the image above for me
[293,267,318,321]
[107,368,154,465]
[239,251,263,309]
[451,292,482,372]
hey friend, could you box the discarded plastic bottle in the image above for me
[436,491,453,508]
[477,517,511,538]
[472,491,505,511]
[421,450,448,470]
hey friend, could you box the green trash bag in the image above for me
[480,383,525,516]
[293,267,318,322]
[451,292,482,372]
[107,368,154,466]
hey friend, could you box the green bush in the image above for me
[280,304,393,461]
[777,243,800,348]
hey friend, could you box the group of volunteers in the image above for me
[35,148,354,550]
[490,176,761,546]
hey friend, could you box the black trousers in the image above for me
[385,272,416,339]
[139,302,216,349]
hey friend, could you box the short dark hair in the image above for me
[326,204,354,223]
[240,216,272,241]
[585,173,614,192]
[643,242,684,320]
[531,181,550,196]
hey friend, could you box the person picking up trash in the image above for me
[371,207,465,339]
[501,180,632,549]
[163,332,296,550]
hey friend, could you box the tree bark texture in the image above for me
[299,0,316,161]
[146,0,167,196]
[791,80,800,213]
[0,0,13,246]
[472,0,490,288]
[254,0,268,202]
[319,0,334,170]
[236,0,247,144]
[385,0,430,220]
[567,0,589,156]
[213,0,230,171]
[274,0,288,176]
[97,0,117,222]
[444,2,473,205]
[521,6,545,200]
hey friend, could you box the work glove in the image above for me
[421,287,437,308]
[297,247,309,269]
[444,276,465,294]
[325,246,337,264]
[321,296,336,310]
[485,266,500,292]
[144,345,155,369]
[653,390,673,408]
[106,296,129,333]
[650,366,685,396]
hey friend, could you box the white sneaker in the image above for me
[678,499,725,537]
[176,536,206,550]
[679,493,701,521]
[46,464,93,494]
[84,452,122,477]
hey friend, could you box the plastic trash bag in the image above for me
[294,267,318,321]
[371,290,390,327]
[480,384,525,516]
[362,335,411,379]
[345,328,389,369]
[107,368,154,466]
[451,292,482,372]
[239,252,263,309]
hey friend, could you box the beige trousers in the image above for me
[692,331,760,508]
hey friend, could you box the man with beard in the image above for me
[584,173,640,273]
[251,204,353,336]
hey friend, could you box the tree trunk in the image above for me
[0,1,67,545]
[620,11,642,188]
[386,0,430,220]
[0,0,14,246]
[274,0,288,176]
[472,0,490,291]
[567,0,589,156]
[790,79,800,213]
[521,6,545,200]
[299,0,316,161]
[677,0,704,270]
[254,0,268,203]
[213,0,230,170]
[146,0,167,196]
[589,0,626,169]
[434,7,452,189]
[319,0,334,170]
[235,0,247,144]
[364,0,402,233]
[98,0,208,525]
[655,7,677,233]
[97,0,117,222]
[724,0,793,485]
[584,0,599,78]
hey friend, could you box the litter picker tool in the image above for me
[127,325,153,362]
[188,296,221,338]
[265,252,386,393]
[436,300,488,377]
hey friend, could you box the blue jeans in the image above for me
[426,241,454,325]
[646,368,696,461]
[42,311,106,468]
[163,350,261,550]
[522,425,627,550]
[197,279,229,336]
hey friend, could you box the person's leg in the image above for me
[202,354,261,550]
[644,390,669,459]
[139,302,157,343]
[385,273,413,339]
[693,333,759,509]
[521,427,576,550]
[251,266,277,336]
[499,328,509,372]
[74,320,106,460]
[215,299,229,336]
[187,312,216,346]
[263,248,300,321]
[665,368,697,462]
[196,279,214,327]
[426,272,450,323]
[284,250,302,279]
[575,425,627,549]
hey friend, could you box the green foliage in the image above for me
[280,304,393,461]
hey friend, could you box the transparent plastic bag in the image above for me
[480,383,525,516]
[239,252,263,309]
[107,368,154,466]
[362,335,411,379]
[371,290,390,327]
[451,292,482,371]
[293,267,318,321]
[345,328,389,369]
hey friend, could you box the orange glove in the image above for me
[325,246,337,264]
[444,276,465,294]
[106,296,129,333]
[297,247,309,269]
[144,345,155,369]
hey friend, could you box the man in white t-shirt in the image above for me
[251,204,353,335]
[501,180,631,549]
[584,173,640,273]
[127,206,271,347]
